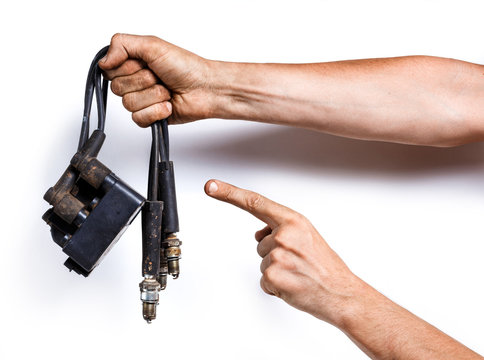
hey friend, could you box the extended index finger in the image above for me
[204,179,294,228]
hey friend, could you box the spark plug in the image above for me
[140,200,163,322]
[139,276,161,323]
[164,234,182,279]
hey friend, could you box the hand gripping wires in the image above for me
[43,46,181,322]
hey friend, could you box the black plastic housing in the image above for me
[64,174,144,275]
[43,131,145,276]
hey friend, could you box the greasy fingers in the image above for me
[204,179,293,228]
[111,69,158,96]
[122,85,171,112]
[99,33,165,70]
[132,102,173,127]
[102,59,145,80]
[100,33,215,125]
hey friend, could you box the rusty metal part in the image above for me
[162,233,182,279]
[157,261,168,290]
[142,303,156,323]
[139,276,161,323]
[168,260,180,279]
[44,167,87,224]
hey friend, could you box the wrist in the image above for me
[333,277,394,335]
[206,60,264,121]
[320,275,379,331]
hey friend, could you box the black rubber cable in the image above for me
[157,121,168,163]
[161,118,169,159]
[148,123,161,201]
[78,45,171,206]
[94,65,106,132]
[78,46,109,150]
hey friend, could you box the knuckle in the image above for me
[287,212,308,227]
[269,248,284,263]
[246,193,264,212]
[153,85,165,99]
[154,84,169,100]
[122,60,142,75]
[222,187,234,203]
[146,35,160,47]
[263,267,277,284]
[272,232,285,247]
[260,277,271,295]
[111,33,123,44]
[273,228,299,252]
[295,212,308,223]
[139,69,156,86]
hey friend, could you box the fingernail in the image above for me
[99,55,107,63]
[166,101,172,112]
[207,182,218,194]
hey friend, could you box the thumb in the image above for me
[98,33,166,70]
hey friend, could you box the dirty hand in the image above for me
[204,179,364,326]
[99,33,218,127]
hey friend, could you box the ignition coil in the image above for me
[42,46,181,322]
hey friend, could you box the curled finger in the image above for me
[122,84,171,112]
[132,101,173,127]
[255,225,272,242]
[111,68,158,96]
[102,59,145,80]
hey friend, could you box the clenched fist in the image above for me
[99,33,218,127]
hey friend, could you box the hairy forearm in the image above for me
[209,56,484,147]
[330,279,483,360]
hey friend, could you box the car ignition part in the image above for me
[42,46,181,323]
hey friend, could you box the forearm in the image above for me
[332,279,483,360]
[209,56,484,146]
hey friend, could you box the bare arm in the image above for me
[100,34,484,147]
[210,57,484,146]
[340,280,481,359]
[204,180,483,360]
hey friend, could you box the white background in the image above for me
[1,0,483,358]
